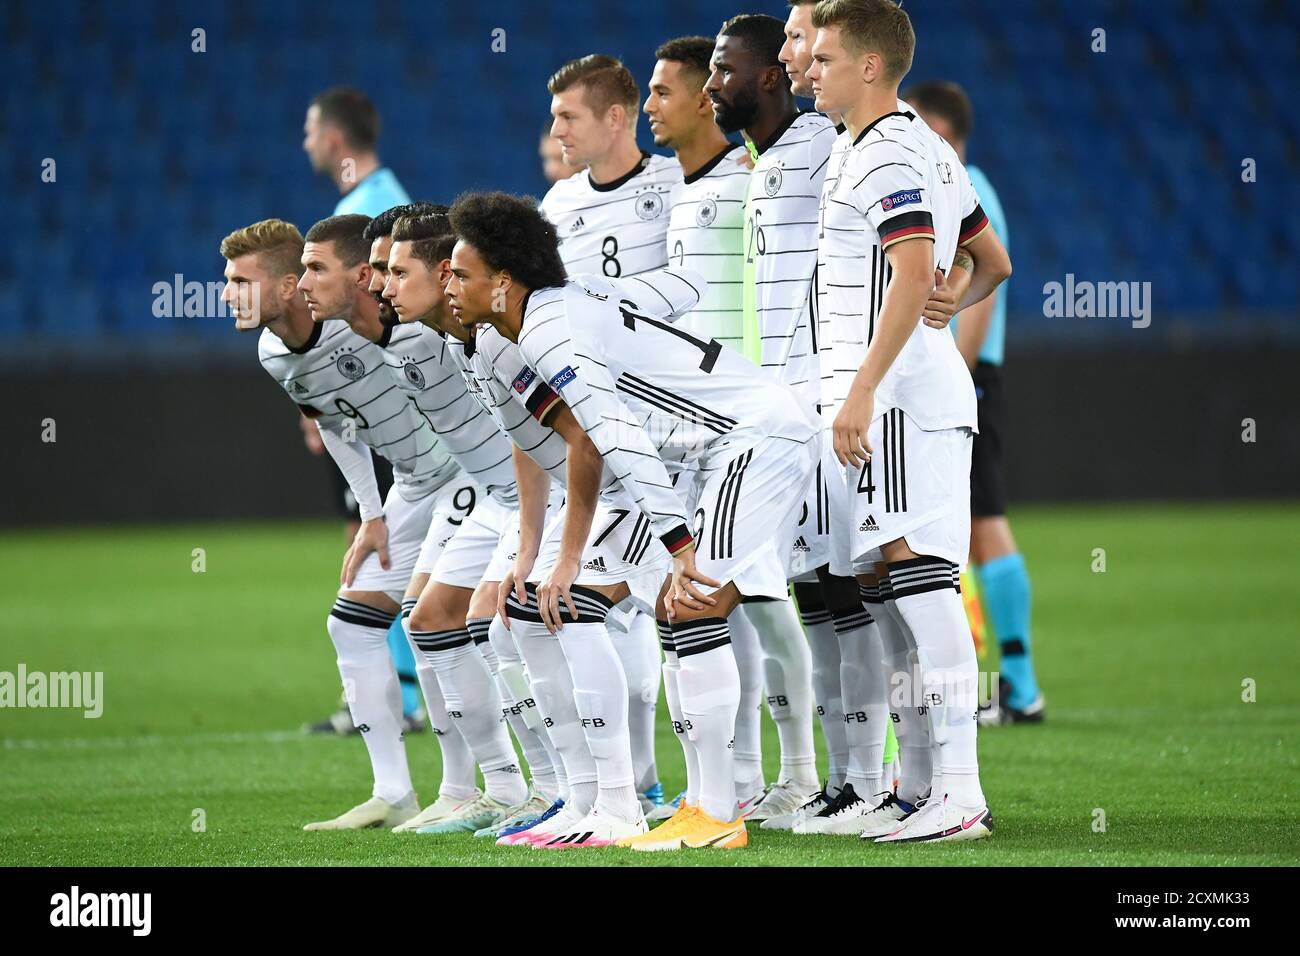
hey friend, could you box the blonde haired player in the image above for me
[807,0,1011,843]
[221,219,459,831]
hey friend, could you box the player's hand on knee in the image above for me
[496,571,516,630]
[342,517,388,588]
[670,546,719,617]
[538,557,580,635]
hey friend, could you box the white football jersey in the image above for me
[459,324,644,509]
[816,102,987,431]
[447,328,569,485]
[258,320,458,500]
[516,269,817,555]
[741,111,839,415]
[378,321,518,505]
[541,152,681,278]
[666,144,750,350]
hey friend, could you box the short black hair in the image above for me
[303,214,372,268]
[447,192,567,291]
[902,80,974,143]
[655,36,716,89]
[310,87,381,151]
[364,202,448,243]
[391,214,457,267]
[718,13,787,68]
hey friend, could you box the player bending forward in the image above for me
[221,219,474,831]
[447,191,820,851]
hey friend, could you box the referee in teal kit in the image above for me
[904,81,1044,723]
[300,87,423,734]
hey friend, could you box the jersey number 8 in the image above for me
[602,236,621,277]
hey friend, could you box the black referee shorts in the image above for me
[971,360,1008,518]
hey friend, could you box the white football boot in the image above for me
[747,779,819,822]
[392,790,480,833]
[534,807,648,849]
[874,793,993,844]
[856,792,917,840]
[475,792,551,837]
[793,783,876,835]
[416,792,511,834]
[761,783,833,831]
[303,793,419,831]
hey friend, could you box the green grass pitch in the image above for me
[1,502,1297,867]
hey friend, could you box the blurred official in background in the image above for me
[904,81,1044,724]
[300,87,424,735]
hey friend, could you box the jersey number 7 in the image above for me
[618,299,722,373]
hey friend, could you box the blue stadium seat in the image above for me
[1,0,1293,342]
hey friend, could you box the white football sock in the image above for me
[659,620,701,806]
[408,627,526,806]
[554,604,639,823]
[794,582,848,795]
[742,596,817,788]
[889,558,985,807]
[400,605,476,800]
[610,611,661,795]
[672,617,741,823]
[329,600,413,805]
[835,606,887,798]
[471,616,558,801]
[510,617,595,811]
[728,606,765,796]
[876,580,933,807]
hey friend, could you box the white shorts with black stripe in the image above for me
[530,493,671,620]
[687,433,818,600]
[428,494,515,589]
[347,483,439,599]
[830,408,973,576]
[781,432,835,581]
[407,478,481,578]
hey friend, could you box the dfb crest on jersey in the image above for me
[403,362,426,389]
[336,354,365,380]
[764,166,783,197]
[635,191,664,220]
[695,198,718,227]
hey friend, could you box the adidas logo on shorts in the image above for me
[582,556,607,572]
[792,536,811,552]
[859,515,880,532]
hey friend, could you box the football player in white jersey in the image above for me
[353,206,565,835]
[807,0,1012,844]
[447,191,821,851]
[706,12,877,830]
[646,33,820,822]
[220,219,458,831]
[542,53,679,813]
[778,0,969,839]
[295,215,530,831]
[385,211,620,849]
[542,54,682,280]
[647,36,750,352]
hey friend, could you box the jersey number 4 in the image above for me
[618,299,721,373]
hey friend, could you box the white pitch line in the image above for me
[2,730,310,751]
